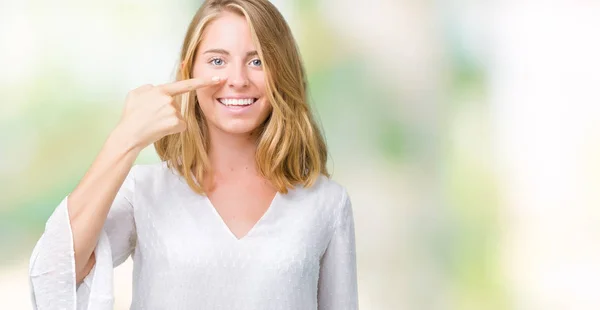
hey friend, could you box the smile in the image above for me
[217,98,258,107]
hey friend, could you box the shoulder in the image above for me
[291,175,354,236]
[128,161,183,189]
[124,161,192,204]
[131,161,171,177]
[291,174,351,213]
[312,175,349,201]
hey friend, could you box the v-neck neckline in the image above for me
[205,191,281,242]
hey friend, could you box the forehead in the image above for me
[199,11,256,52]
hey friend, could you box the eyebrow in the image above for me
[202,49,258,57]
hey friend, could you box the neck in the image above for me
[206,126,259,178]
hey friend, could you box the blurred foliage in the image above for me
[0,0,504,308]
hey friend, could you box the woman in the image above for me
[29,0,358,309]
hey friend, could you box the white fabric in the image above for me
[29,162,358,309]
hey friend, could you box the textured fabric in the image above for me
[29,162,358,309]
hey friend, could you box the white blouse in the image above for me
[29,161,358,309]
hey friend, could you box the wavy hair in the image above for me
[154,0,328,194]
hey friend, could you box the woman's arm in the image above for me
[29,143,140,309]
[54,77,224,282]
[68,129,140,283]
[317,190,359,309]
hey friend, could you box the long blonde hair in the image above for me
[154,0,328,195]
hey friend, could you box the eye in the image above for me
[209,57,225,66]
[249,58,262,67]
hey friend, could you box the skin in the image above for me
[193,11,272,136]
[190,11,278,240]
[70,11,280,283]
[70,77,225,284]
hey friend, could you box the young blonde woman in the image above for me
[29,0,358,309]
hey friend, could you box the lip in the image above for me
[217,96,258,99]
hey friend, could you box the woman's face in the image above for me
[192,11,271,136]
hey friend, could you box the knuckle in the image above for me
[168,108,179,118]
[169,117,182,127]
[133,84,153,94]
[165,102,178,113]
[150,88,164,97]
[157,95,173,106]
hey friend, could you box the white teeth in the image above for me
[219,98,256,106]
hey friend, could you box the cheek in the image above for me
[195,89,214,107]
[250,71,266,92]
[191,63,211,80]
[194,88,216,111]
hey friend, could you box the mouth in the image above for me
[217,98,258,107]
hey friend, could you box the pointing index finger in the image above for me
[159,76,224,96]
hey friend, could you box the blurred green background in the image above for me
[2,1,600,309]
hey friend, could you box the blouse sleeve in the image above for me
[317,190,359,309]
[29,165,139,310]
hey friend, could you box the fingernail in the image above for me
[212,76,221,82]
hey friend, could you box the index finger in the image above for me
[158,76,224,96]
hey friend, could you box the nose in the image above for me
[227,60,249,89]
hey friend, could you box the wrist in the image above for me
[108,126,143,156]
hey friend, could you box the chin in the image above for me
[215,120,264,136]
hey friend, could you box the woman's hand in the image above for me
[114,76,224,151]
